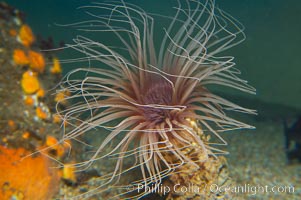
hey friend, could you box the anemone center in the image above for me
[141,80,174,123]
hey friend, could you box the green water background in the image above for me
[6,0,301,111]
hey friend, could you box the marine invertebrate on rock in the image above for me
[56,0,255,198]
[18,24,35,47]
[23,95,34,106]
[36,106,48,120]
[22,131,30,139]
[28,50,45,73]
[45,135,70,158]
[50,57,62,74]
[0,146,60,200]
[13,49,46,73]
[20,70,40,94]
[13,49,29,66]
[54,89,70,105]
[9,29,17,37]
[62,163,77,184]
[7,120,16,131]
[37,88,45,98]
[52,113,62,124]
[0,4,84,198]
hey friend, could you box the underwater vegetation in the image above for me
[55,0,256,199]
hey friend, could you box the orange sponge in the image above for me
[13,49,29,66]
[18,24,35,47]
[0,146,60,200]
[28,50,45,73]
[50,57,62,74]
[21,71,40,94]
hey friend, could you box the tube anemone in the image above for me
[56,0,255,199]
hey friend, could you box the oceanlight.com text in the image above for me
[210,183,295,196]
